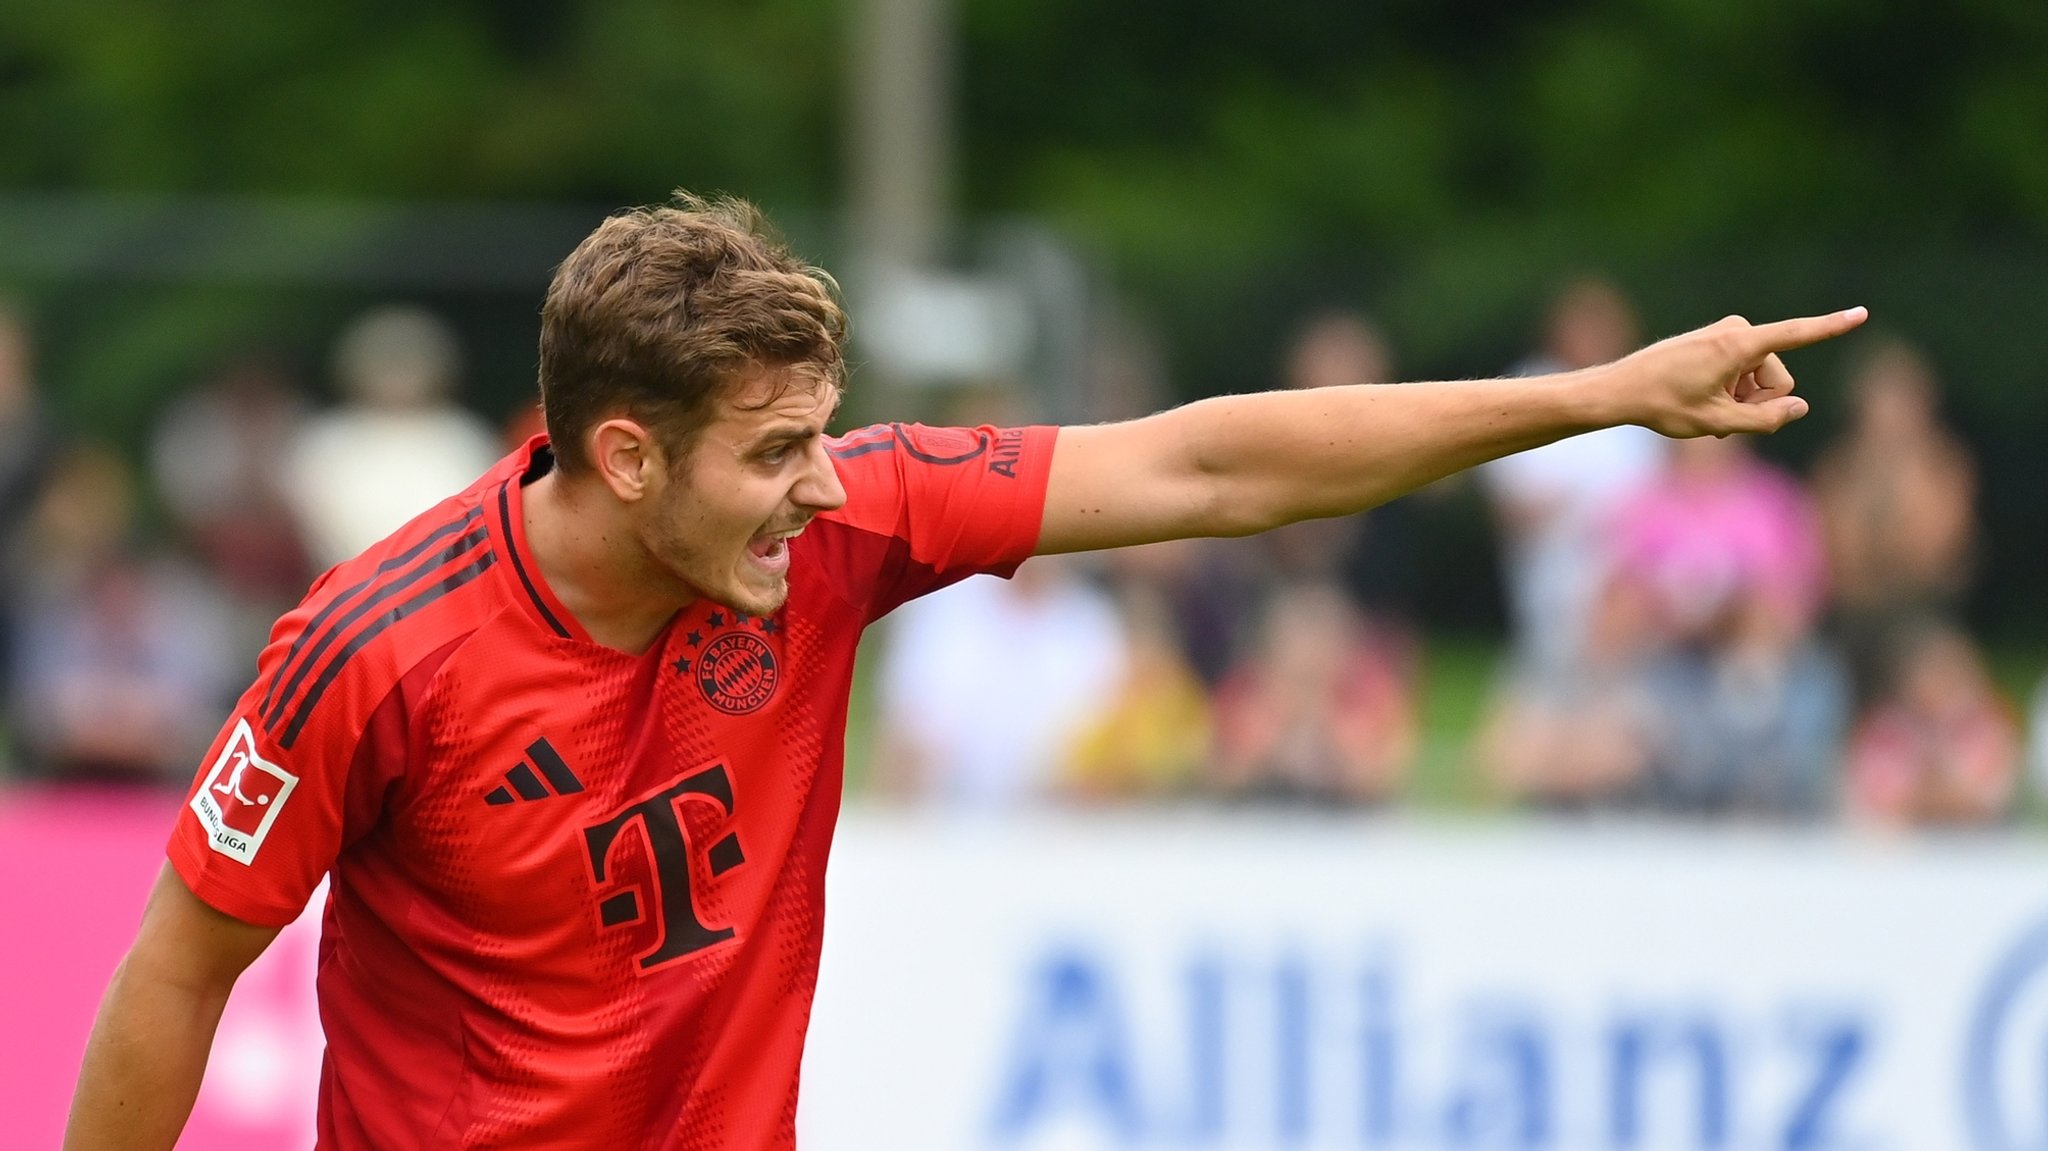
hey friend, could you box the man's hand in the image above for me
[1611,307,1868,438]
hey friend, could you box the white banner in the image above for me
[800,813,2048,1151]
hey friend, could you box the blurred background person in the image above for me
[10,443,236,784]
[284,305,500,569]
[1056,582,1212,804]
[1608,435,1846,820]
[1256,310,1422,628]
[1075,313,1261,689]
[150,354,316,669]
[1099,533,1254,690]
[869,385,1134,810]
[1472,280,1669,814]
[1480,278,1669,681]
[1845,620,2018,828]
[873,555,1126,810]
[1132,310,1424,695]
[1812,337,1980,705]
[1476,571,1658,812]
[1208,582,1416,807]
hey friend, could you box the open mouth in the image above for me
[747,524,806,565]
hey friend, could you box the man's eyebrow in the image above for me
[744,388,845,450]
[746,424,819,449]
[748,419,834,452]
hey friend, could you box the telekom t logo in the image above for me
[582,763,747,971]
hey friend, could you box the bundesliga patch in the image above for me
[189,719,299,865]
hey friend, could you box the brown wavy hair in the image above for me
[538,191,847,474]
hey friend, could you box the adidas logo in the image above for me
[484,738,584,805]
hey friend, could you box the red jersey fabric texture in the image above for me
[168,423,1056,1149]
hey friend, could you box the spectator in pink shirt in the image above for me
[1608,436,1847,819]
[1609,435,1826,640]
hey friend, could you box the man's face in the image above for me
[638,365,847,617]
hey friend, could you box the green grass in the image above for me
[1987,641,2047,825]
[840,629,884,795]
[1987,644,2046,716]
[1409,635,1502,811]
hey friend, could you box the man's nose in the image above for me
[795,439,847,512]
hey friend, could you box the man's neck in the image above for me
[521,469,688,654]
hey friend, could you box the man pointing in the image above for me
[66,193,1862,1149]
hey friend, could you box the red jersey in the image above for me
[169,423,1057,1149]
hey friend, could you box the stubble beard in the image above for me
[644,519,791,619]
[738,578,791,617]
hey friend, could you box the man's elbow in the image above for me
[1184,474,1292,539]
[103,941,239,1020]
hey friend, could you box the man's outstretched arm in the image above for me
[1037,308,1865,554]
[65,864,280,1151]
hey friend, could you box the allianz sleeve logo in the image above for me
[190,718,300,865]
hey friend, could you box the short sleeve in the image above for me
[810,423,1057,622]
[166,612,442,928]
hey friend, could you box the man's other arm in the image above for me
[1037,309,1865,554]
[65,865,280,1151]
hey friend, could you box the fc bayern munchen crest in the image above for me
[697,632,779,714]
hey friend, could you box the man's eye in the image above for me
[760,445,793,465]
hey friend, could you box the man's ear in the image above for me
[589,418,665,503]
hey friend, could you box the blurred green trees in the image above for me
[5,0,2045,376]
[0,0,842,202]
[3,1,2042,289]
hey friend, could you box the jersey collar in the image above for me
[488,435,593,643]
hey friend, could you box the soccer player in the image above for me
[63,194,1863,1149]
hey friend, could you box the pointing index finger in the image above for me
[1742,307,1869,356]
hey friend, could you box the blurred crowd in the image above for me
[0,301,502,787]
[875,281,2036,831]
[0,285,2041,832]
